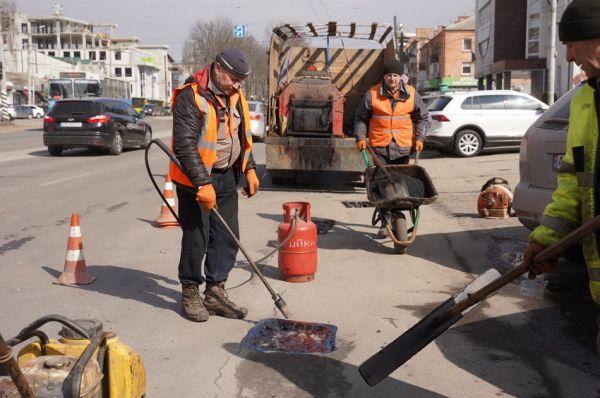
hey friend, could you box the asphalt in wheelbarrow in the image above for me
[365,164,438,209]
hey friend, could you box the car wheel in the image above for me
[48,146,63,156]
[141,128,152,148]
[108,131,123,155]
[454,129,482,157]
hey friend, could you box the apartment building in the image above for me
[1,7,173,105]
[110,39,173,104]
[474,0,575,100]
[418,16,477,93]
[403,28,435,89]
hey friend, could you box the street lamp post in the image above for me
[547,0,557,106]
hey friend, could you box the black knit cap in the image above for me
[383,59,403,76]
[559,0,600,42]
[215,48,250,78]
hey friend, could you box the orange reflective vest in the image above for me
[368,83,415,148]
[169,69,252,187]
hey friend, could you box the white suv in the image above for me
[426,90,548,157]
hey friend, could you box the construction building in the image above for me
[0,5,173,106]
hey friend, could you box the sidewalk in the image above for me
[0,119,43,134]
[0,120,18,132]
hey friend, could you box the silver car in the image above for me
[247,101,266,141]
[513,84,582,230]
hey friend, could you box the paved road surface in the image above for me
[0,118,597,397]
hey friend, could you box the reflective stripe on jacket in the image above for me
[169,69,253,187]
[530,82,600,303]
[368,83,416,147]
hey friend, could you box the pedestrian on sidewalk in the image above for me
[169,48,260,322]
[522,0,600,356]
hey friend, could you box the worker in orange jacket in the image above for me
[170,48,259,322]
[354,58,429,165]
[354,59,429,236]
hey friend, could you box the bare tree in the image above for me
[0,0,17,50]
[181,17,268,100]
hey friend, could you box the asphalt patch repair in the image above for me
[240,318,337,354]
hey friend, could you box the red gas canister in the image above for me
[278,202,317,282]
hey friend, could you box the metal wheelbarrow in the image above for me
[362,149,438,254]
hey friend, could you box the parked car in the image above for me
[43,98,152,156]
[421,91,468,107]
[426,90,549,157]
[13,104,34,119]
[25,105,45,118]
[143,104,159,116]
[158,106,171,116]
[247,101,266,141]
[513,84,582,230]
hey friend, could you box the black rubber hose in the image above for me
[144,138,299,267]
[7,315,91,346]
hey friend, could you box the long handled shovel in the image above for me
[365,143,409,198]
[359,213,600,386]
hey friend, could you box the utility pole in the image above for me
[0,9,8,120]
[393,16,398,59]
[547,0,557,106]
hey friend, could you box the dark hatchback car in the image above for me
[43,98,152,156]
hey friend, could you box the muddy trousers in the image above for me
[176,167,239,285]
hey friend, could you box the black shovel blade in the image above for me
[359,268,501,386]
[359,296,461,386]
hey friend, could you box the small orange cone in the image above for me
[55,213,96,285]
[153,173,179,228]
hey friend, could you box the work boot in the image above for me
[204,282,248,319]
[181,283,209,322]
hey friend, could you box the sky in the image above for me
[14,0,476,62]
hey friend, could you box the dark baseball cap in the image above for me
[215,48,250,78]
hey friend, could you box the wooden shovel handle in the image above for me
[365,143,394,182]
[446,213,600,319]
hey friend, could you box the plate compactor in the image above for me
[0,315,145,398]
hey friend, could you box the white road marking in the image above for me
[41,173,91,187]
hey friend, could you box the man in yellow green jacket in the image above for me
[524,0,600,314]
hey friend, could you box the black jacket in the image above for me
[172,73,256,189]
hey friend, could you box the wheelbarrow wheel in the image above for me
[392,213,408,254]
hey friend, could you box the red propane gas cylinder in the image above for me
[278,202,317,282]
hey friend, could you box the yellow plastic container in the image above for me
[18,333,146,398]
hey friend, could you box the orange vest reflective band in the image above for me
[169,83,253,187]
[368,83,415,148]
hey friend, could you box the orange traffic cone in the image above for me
[55,213,96,285]
[153,173,179,228]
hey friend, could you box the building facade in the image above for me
[418,16,477,93]
[475,0,576,101]
[1,7,173,106]
[403,28,435,89]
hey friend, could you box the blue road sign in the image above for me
[233,25,247,38]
